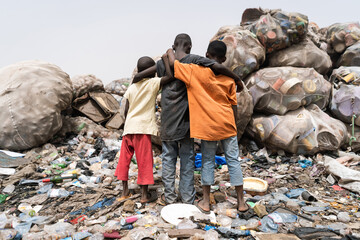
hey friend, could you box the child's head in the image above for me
[172,33,192,54]
[137,56,156,78]
[206,40,227,64]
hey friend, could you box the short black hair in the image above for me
[137,56,155,72]
[174,33,192,46]
[207,40,227,58]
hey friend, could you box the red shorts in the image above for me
[114,134,154,185]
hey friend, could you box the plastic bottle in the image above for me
[120,224,134,230]
[47,189,73,198]
[120,215,143,225]
[215,208,238,218]
[78,175,101,184]
[51,163,69,169]
[245,218,261,230]
[231,218,247,228]
[37,183,53,194]
[216,215,232,227]
[14,222,32,235]
[18,203,36,217]
[268,212,297,223]
[302,206,328,212]
[259,216,278,233]
[51,156,71,165]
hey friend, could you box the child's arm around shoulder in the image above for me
[160,49,176,86]
[210,64,244,92]
[132,65,157,83]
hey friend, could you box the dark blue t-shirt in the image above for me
[156,54,215,141]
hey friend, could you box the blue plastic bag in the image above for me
[298,159,312,168]
[194,153,227,168]
[285,188,305,198]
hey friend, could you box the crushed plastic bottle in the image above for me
[268,212,298,223]
[215,208,238,218]
[216,215,233,227]
[177,218,198,229]
[44,222,75,239]
[37,183,53,194]
[47,188,73,198]
[302,206,329,212]
[285,188,306,198]
[120,215,143,225]
[259,216,278,233]
[231,218,248,228]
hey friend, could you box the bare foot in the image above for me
[238,201,249,212]
[140,192,157,203]
[121,189,130,198]
[196,199,210,213]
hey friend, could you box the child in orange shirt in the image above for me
[165,41,248,213]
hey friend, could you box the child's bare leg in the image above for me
[197,185,210,212]
[236,185,248,211]
[140,185,150,202]
[121,180,130,197]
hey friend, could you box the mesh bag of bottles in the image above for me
[337,40,360,67]
[245,67,331,115]
[329,84,360,126]
[0,61,73,150]
[307,22,327,50]
[326,22,360,54]
[210,26,265,79]
[72,74,104,98]
[267,38,332,75]
[329,66,360,85]
[246,104,347,154]
[241,8,308,54]
[105,78,131,96]
[236,86,254,140]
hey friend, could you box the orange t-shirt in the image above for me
[174,60,237,141]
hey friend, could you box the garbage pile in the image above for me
[1,6,360,240]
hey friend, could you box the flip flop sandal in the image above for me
[140,191,158,204]
[157,193,168,206]
[195,199,210,214]
[116,193,132,202]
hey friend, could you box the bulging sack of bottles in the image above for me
[236,86,254,140]
[245,67,331,115]
[267,38,332,75]
[337,40,360,67]
[0,61,73,151]
[210,26,265,79]
[329,66,360,85]
[326,22,360,54]
[329,84,360,126]
[307,22,327,50]
[246,104,347,154]
[105,78,131,96]
[72,74,104,98]
[241,8,308,53]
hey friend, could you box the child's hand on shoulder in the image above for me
[236,81,244,92]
